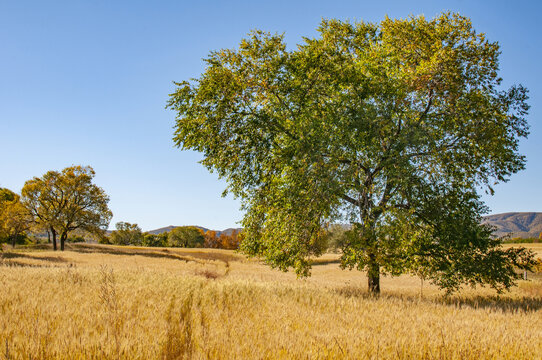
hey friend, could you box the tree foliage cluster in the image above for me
[142,232,169,247]
[203,229,242,249]
[168,226,205,247]
[0,188,31,246]
[168,12,536,293]
[102,222,172,247]
[108,222,145,245]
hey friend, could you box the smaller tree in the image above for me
[141,232,168,247]
[109,222,143,246]
[218,230,242,250]
[0,188,31,247]
[168,226,205,248]
[204,230,219,248]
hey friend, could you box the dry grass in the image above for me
[0,243,541,359]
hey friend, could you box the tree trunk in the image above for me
[47,230,51,243]
[60,232,67,251]
[367,255,380,294]
[360,207,381,294]
[10,235,16,248]
[51,227,57,251]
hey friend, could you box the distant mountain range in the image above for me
[127,212,542,240]
[483,212,542,239]
[146,225,242,237]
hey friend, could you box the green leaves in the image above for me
[169,13,533,293]
[110,222,143,246]
[168,226,205,248]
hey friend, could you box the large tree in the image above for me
[168,13,535,293]
[22,166,112,251]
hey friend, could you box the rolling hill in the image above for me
[146,225,242,237]
[483,212,542,239]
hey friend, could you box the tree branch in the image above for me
[417,88,434,123]
[341,194,361,207]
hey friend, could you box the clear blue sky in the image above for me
[0,0,540,231]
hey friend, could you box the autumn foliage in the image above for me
[204,230,241,250]
[105,224,242,250]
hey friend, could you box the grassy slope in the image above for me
[0,243,541,359]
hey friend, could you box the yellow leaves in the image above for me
[0,193,31,242]
[21,166,112,249]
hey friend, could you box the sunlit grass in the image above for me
[0,243,540,359]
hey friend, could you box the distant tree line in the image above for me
[502,235,541,244]
[100,222,242,250]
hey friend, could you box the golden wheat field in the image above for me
[0,243,541,360]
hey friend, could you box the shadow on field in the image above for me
[182,250,243,263]
[2,243,53,251]
[0,254,55,268]
[440,295,542,313]
[66,244,241,264]
[333,285,542,313]
[1,252,69,263]
[1,261,53,268]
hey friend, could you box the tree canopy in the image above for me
[168,13,535,293]
[109,222,143,246]
[0,188,31,246]
[22,165,112,251]
[168,226,205,248]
